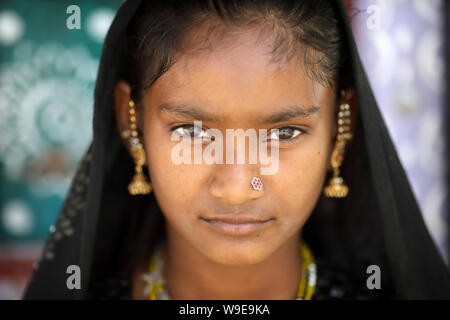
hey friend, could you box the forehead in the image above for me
[146,29,335,122]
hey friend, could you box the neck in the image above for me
[160,226,303,300]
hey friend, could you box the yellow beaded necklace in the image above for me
[143,240,316,300]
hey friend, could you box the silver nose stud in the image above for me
[250,177,263,191]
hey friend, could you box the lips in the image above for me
[200,215,273,224]
[200,215,274,236]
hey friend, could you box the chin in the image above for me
[200,241,272,266]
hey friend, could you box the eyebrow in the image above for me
[158,102,219,122]
[158,102,320,124]
[259,105,320,124]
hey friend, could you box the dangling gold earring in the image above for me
[123,99,152,195]
[324,91,353,198]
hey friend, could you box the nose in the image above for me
[208,163,264,205]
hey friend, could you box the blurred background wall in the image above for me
[0,0,122,299]
[0,0,448,299]
[351,0,449,265]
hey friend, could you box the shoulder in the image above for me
[88,276,132,300]
[312,258,394,300]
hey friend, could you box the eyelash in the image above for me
[268,126,308,144]
[169,124,308,144]
[169,124,213,142]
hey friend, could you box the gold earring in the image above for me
[126,99,152,195]
[324,91,353,198]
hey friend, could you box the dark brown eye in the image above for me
[268,127,306,141]
[171,124,212,140]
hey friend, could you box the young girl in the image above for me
[24,0,450,300]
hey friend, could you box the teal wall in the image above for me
[0,0,123,242]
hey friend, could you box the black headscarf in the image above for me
[23,0,450,299]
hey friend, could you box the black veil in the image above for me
[23,0,450,299]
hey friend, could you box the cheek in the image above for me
[143,118,201,221]
[273,130,331,224]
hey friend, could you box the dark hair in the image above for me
[115,0,391,292]
[120,0,349,106]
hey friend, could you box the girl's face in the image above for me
[117,30,337,266]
